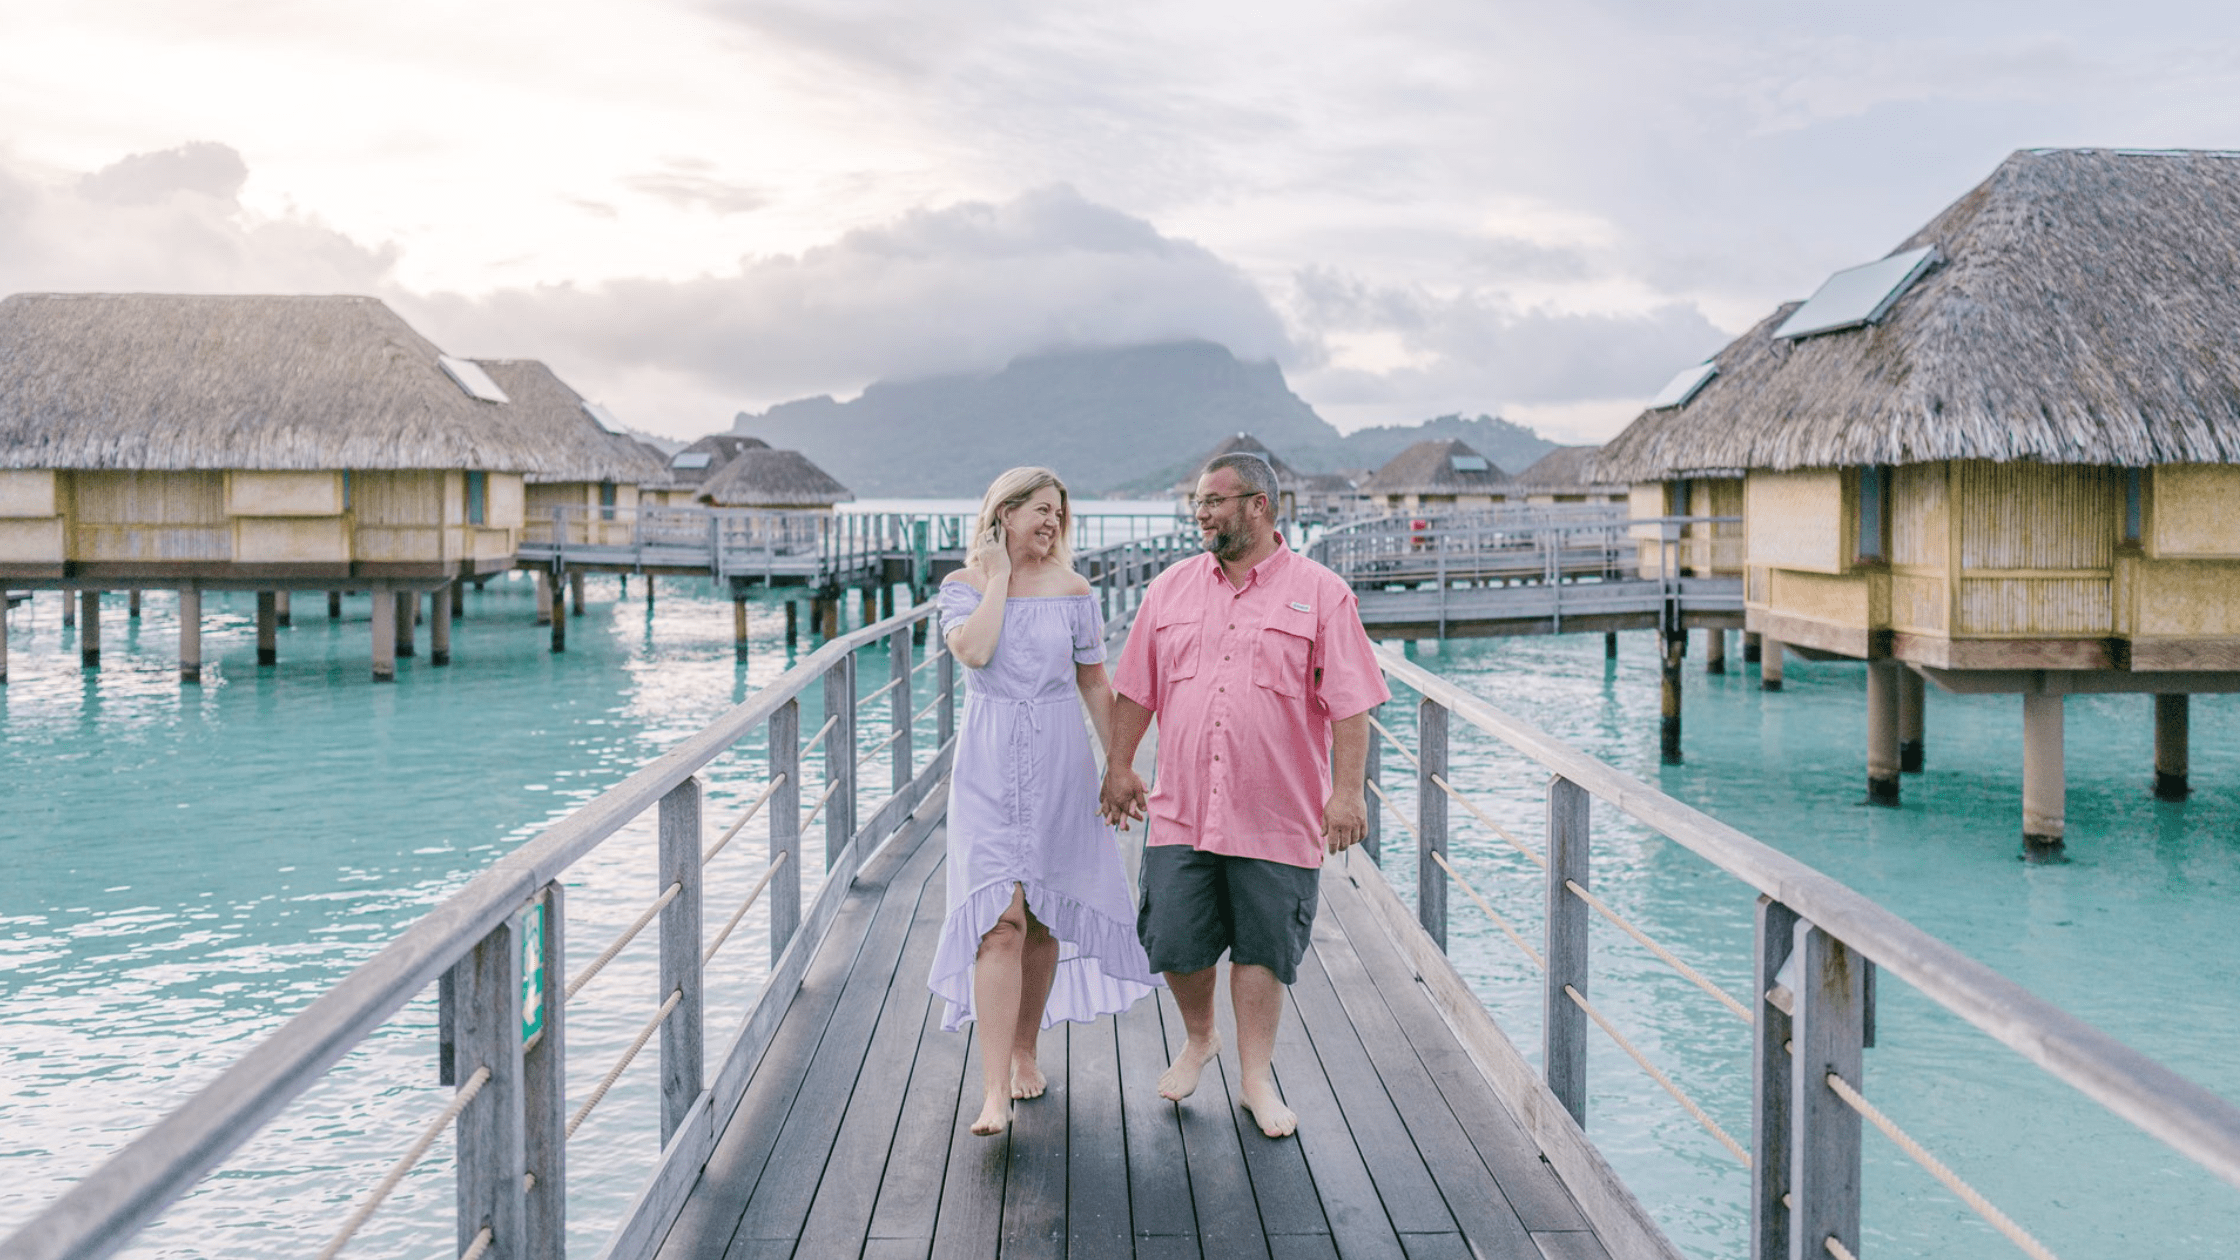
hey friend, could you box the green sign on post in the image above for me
[520,898,547,1047]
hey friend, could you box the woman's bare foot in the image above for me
[1157,1033,1222,1101]
[970,1093,1010,1136]
[1010,1056,1047,1099]
[1238,1075,1298,1138]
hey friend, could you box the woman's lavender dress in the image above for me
[927,583,1159,1031]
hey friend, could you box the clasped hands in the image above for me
[1098,763,1370,856]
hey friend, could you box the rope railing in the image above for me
[566,989,683,1140]
[910,647,949,676]
[703,852,790,965]
[1365,778,1416,837]
[1564,879,1752,1025]
[1427,773,1546,869]
[1564,985,1751,1169]
[802,775,846,829]
[1427,849,1544,970]
[911,694,944,726]
[1825,1238,1858,1260]
[856,723,906,770]
[564,883,680,1004]
[458,1225,495,1260]
[312,1065,493,1260]
[798,713,842,759]
[1825,1072,2062,1260]
[701,775,786,868]
[1367,714,1421,771]
[856,676,903,708]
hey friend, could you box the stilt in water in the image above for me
[1865,659,1900,806]
[785,598,799,647]
[256,592,278,666]
[275,590,292,627]
[1,593,9,684]
[2022,691,2066,861]
[1761,638,1785,691]
[450,579,464,618]
[329,590,343,620]
[1604,631,1618,660]
[619,574,628,599]
[570,571,585,617]
[2155,694,2190,801]
[394,590,417,659]
[62,589,74,628]
[80,592,101,668]
[1898,667,1925,773]
[1743,630,1761,664]
[371,590,397,683]
[550,585,567,653]
[1659,630,1683,763]
[534,571,553,625]
[178,587,201,684]
[879,583,895,621]
[128,589,141,619]
[1704,627,1727,675]
[733,597,750,662]
[645,575,656,612]
[431,586,453,667]
[860,585,876,627]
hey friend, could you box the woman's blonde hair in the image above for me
[971,466,1073,571]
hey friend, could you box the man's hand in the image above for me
[1100,763,1148,830]
[1321,786,1368,854]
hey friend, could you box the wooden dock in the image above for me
[654,801,1618,1260]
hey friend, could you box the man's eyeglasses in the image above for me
[1188,492,1262,512]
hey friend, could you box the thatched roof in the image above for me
[1185,432,1306,488]
[1360,438,1510,495]
[1511,445,1619,491]
[666,433,770,489]
[1594,149,2240,482]
[0,293,580,472]
[696,446,853,507]
[475,360,673,486]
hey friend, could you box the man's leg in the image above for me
[1159,964,1222,1100]
[1231,963,1297,1137]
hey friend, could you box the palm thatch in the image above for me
[1511,445,1620,492]
[666,433,770,490]
[1594,149,2240,483]
[475,360,672,485]
[1181,432,1306,489]
[696,446,854,507]
[0,293,574,472]
[1360,438,1510,495]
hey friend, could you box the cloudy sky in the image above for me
[4,2,2239,441]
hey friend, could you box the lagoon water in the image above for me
[3,563,2236,1257]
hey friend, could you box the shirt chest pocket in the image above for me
[1153,607,1202,682]
[1251,607,1316,697]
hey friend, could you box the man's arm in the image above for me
[1099,695,1153,829]
[1321,711,1369,853]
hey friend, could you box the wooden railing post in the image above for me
[938,642,956,749]
[824,653,858,870]
[1363,701,1383,865]
[768,699,802,959]
[523,883,566,1259]
[451,915,526,1260]
[1417,696,1448,948]
[657,776,704,1144]
[1544,774,1591,1127]
[1751,895,1799,1260]
[889,625,912,794]
[1790,921,1865,1260]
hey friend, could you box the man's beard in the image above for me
[1204,521,1250,561]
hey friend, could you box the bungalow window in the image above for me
[2124,467,2144,545]
[1670,479,1693,517]
[599,481,618,521]
[342,470,352,512]
[466,471,487,526]
[1856,465,1890,563]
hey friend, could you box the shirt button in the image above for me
[1223,655,1230,660]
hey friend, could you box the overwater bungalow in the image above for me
[1360,438,1511,513]
[482,359,670,548]
[0,293,555,681]
[1174,432,1308,518]
[695,445,854,511]
[648,434,769,506]
[1594,148,2240,855]
[1509,445,1628,506]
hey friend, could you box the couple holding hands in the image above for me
[925,453,1388,1139]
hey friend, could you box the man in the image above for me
[1100,452,1388,1138]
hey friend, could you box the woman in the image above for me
[927,466,1158,1136]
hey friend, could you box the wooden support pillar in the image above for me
[879,583,895,621]
[618,574,628,599]
[0,593,9,684]
[1762,637,1785,691]
[61,589,74,627]
[451,579,465,617]
[549,582,566,654]
[768,699,802,958]
[255,592,278,666]
[328,590,343,620]
[534,571,553,625]
[431,586,453,666]
[128,588,141,619]
[1743,630,1762,663]
[785,599,799,647]
[1416,696,1449,949]
[80,591,100,668]
[645,575,656,612]
[274,590,292,627]
[820,596,839,641]
[371,590,396,682]
[1604,631,1618,661]
[1544,775,1591,1127]
[2023,691,2066,860]
[566,571,583,617]
[2155,693,2190,801]
[658,776,704,1144]
[1659,631,1683,764]
[1789,921,1865,1260]
[450,913,527,1260]
[178,588,201,684]
[1704,627,1726,675]
[394,591,417,659]
[1750,896,1800,1260]
[522,883,566,1259]
[1898,667,1925,773]
[733,597,750,662]
[1865,660,1900,806]
[859,585,876,627]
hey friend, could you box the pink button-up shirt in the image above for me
[1113,541,1391,869]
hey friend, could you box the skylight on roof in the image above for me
[582,402,626,434]
[671,452,713,470]
[1774,246,1939,341]
[1449,455,1489,473]
[1649,361,1718,410]
[438,356,510,404]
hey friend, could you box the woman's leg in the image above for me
[970,883,1031,1134]
[1011,906,1059,1098]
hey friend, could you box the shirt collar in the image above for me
[1206,533,1292,591]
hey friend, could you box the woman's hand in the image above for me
[975,522,1012,583]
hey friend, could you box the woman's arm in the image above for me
[1075,661,1117,756]
[944,527,1012,669]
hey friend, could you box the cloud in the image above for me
[622,160,769,215]
[78,141,249,205]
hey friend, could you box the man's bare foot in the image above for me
[1010,1057,1047,1100]
[1158,1033,1221,1101]
[970,1093,1010,1136]
[1238,1076,1298,1138]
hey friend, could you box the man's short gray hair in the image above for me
[1203,452,1279,508]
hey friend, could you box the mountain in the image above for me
[731,341,1559,497]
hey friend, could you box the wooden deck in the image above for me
[652,803,1618,1260]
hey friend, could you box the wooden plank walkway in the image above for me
[652,799,1618,1260]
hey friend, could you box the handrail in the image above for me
[1374,642,2240,1190]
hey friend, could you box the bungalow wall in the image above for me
[527,480,641,547]
[1632,477,1744,578]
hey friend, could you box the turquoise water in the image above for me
[4,580,2236,1257]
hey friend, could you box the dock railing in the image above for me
[0,601,961,1260]
[1363,645,2240,1260]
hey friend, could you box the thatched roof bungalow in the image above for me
[1174,432,1332,519]
[479,359,670,546]
[1593,147,2240,844]
[696,446,854,510]
[647,434,769,505]
[1359,439,1511,513]
[1510,446,1626,506]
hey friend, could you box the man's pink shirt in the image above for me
[1113,541,1390,870]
